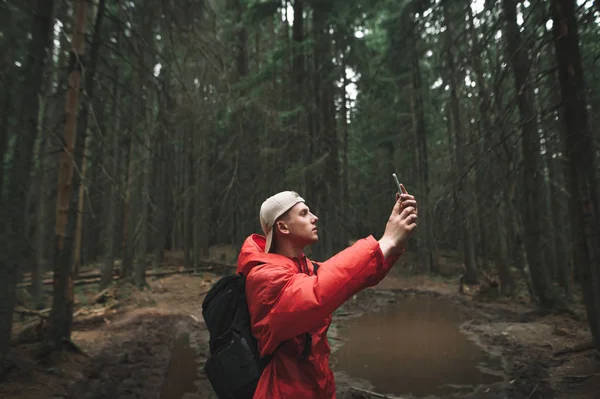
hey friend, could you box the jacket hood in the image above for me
[237,234,304,275]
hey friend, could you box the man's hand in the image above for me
[378,184,418,258]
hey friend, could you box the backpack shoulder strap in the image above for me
[311,261,320,275]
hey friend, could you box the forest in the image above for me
[1,0,600,398]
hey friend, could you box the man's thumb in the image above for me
[393,193,402,213]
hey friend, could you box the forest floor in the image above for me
[1,247,598,399]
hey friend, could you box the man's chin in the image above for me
[303,235,319,246]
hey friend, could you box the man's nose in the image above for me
[311,213,318,223]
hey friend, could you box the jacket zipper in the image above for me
[295,258,312,359]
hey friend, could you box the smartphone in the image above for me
[392,173,402,194]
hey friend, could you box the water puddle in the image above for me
[333,295,503,397]
[159,332,198,399]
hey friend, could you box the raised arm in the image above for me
[246,236,393,355]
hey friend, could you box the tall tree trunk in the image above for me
[230,0,255,246]
[31,3,60,308]
[467,5,514,293]
[293,0,308,193]
[551,0,600,350]
[409,14,436,274]
[503,0,556,308]
[0,0,55,369]
[194,88,211,261]
[154,71,175,267]
[72,0,107,276]
[547,70,572,298]
[73,136,90,277]
[153,134,167,269]
[46,0,88,350]
[0,2,20,197]
[135,123,154,288]
[34,134,56,309]
[133,8,156,286]
[443,3,478,284]
[183,142,192,267]
[100,9,123,289]
[121,133,135,278]
[310,3,340,260]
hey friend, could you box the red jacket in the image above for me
[236,234,401,399]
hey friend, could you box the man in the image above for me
[236,187,418,398]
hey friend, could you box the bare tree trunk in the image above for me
[194,89,211,261]
[34,134,56,309]
[496,201,516,295]
[0,0,55,369]
[73,136,90,277]
[46,0,88,351]
[466,5,514,292]
[409,15,436,274]
[153,71,174,268]
[153,138,167,268]
[547,68,572,298]
[443,3,478,284]
[503,0,556,308]
[551,0,600,351]
[72,0,107,277]
[121,133,135,278]
[31,4,60,308]
[310,3,340,260]
[183,140,192,267]
[134,144,151,288]
[100,10,123,289]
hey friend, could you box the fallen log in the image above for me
[553,341,596,357]
[73,301,120,318]
[20,268,120,284]
[349,386,404,399]
[92,287,114,304]
[21,259,235,281]
[195,259,237,269]
[19,267,183,286]
[16,268,198,289]
[14,307,51,318]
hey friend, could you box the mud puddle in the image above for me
[159,332,199,399]
[333,295,504,397]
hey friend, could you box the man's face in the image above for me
[276,202,319,247]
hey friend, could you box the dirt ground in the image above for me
[2,249,599,399]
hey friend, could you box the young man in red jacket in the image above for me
[236,187,418,399]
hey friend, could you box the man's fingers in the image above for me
[392,195,403,214]
[401,199,417,209]
[400,183,409,195]
[408,214,418,223]
[400,206,416,218]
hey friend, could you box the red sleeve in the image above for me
[245,235,400,356]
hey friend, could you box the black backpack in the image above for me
[202,273,268,399]
[202,263,319,399]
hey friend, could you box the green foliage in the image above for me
[244,0,281,25]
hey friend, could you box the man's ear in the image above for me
[276,220,289,235]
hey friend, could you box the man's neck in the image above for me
[273,239,304,259]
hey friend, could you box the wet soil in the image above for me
[2,252,599,399]
[333,296,504,397]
